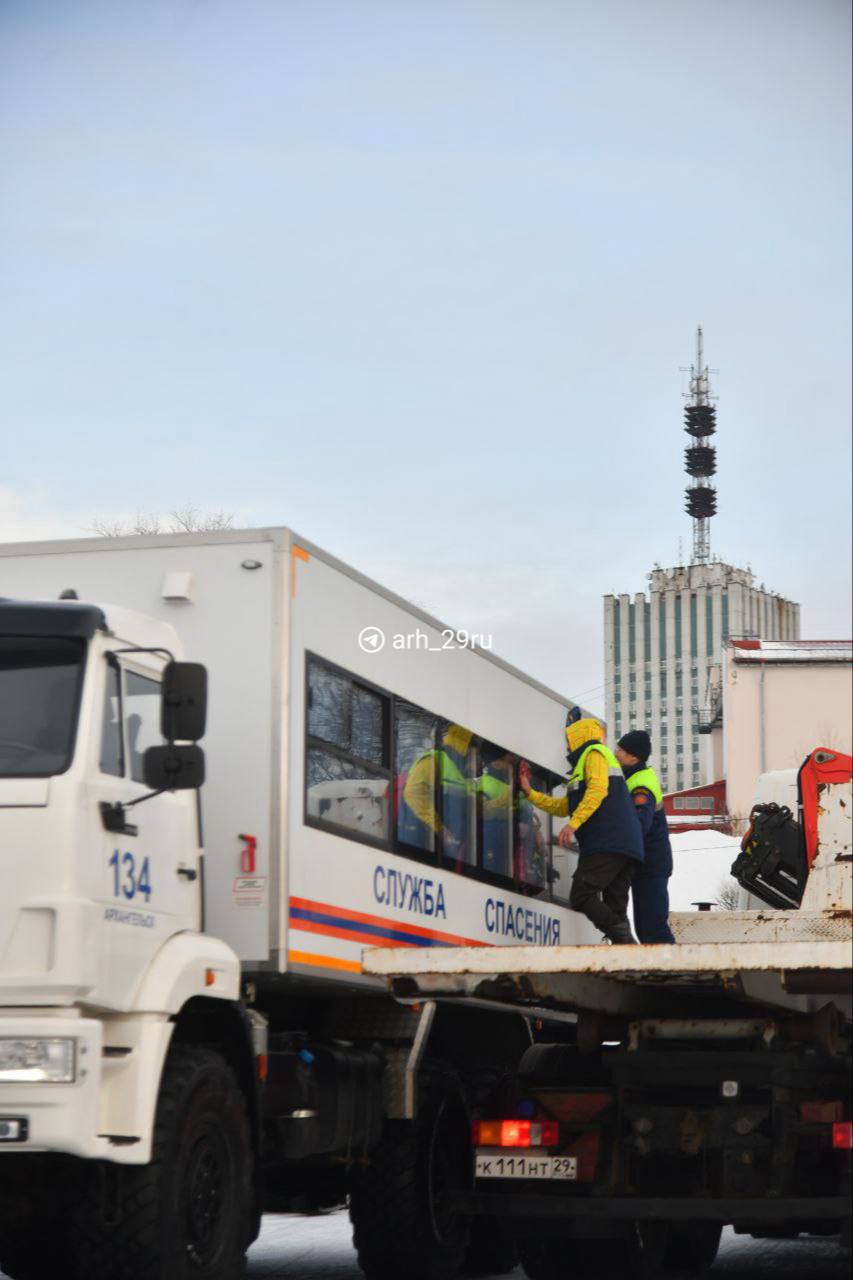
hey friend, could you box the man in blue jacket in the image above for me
[521,710,644,943]
[615,730,676,944]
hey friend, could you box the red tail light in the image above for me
[832,1122,852,1150]
[473,1119,560,1148]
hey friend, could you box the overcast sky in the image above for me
[1,0,850,712]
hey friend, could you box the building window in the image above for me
[644,602,651,657]
[690,594,698,658]
[628,602,636,663]
[674,596,682,659]
[722,590,729,640]
[659,597,667,659]
[692,741,700,754]
[613,603,621,665]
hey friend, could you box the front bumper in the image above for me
[0,1014,104,1160]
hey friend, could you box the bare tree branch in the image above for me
[716,878,741,912]
[88,510,233,537]
[168,508,233,533]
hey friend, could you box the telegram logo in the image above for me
[358,625,386,653]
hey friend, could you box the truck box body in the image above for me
[0,527,594,984]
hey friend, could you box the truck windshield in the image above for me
[0,637,85,777]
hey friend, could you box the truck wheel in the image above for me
[72,1045,253,1280]
[464,1218,518,1275]
[350,1072,470,1280]
[522,1225,668,1280]
[663,1222,722,1275]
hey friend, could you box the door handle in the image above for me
[177,864,198,882]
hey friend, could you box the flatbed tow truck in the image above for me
[365,749,852,1278]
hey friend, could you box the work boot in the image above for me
[607,921,638,945]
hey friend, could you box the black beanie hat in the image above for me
[618,730,651,762]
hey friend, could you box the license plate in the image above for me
[475,1150,577,1180]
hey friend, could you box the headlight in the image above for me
[0,1038,76,1084]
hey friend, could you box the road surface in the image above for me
[0,1213,846,1278]
[245,1212,847,1278]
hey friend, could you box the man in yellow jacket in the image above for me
[398,723,473,864]
[519,708,644,943]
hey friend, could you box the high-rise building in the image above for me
[602,330,801,793]
[604,563,800,793]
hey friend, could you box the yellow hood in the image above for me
[443,724,474,757]
[565,717,604,754]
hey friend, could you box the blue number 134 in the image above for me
[109,850,152,903]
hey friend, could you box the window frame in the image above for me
[304,652,394,855]
[98,654,125,778]
[98,654,166,783]
[303,651,563,899]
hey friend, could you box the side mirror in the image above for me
[161,662,207,742]
[143,744,206,792]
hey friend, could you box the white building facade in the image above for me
[704,638,852,831]
[603,562,800,794]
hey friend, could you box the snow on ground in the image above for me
[668,829,742,912]
[0,1213,846,1277]
[245,1213,847,1278]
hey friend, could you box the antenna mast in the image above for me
[682,326,718,564]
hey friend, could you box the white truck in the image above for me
[0,526,599,1280]
[366,749,853,1278]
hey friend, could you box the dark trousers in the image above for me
[632,874,676,944]
[569,852,637,938]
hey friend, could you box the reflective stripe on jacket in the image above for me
[625,764,673,877]
[568,742,644,862]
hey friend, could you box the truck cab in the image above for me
[0,598,258,1280]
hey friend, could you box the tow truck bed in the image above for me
[364,914,852,1019]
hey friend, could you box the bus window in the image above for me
[548,779,573,902]
[436,722,476,872]
[394,703,440,858]
[306,749,391,841]
[515,765,551,897]
[477,744,514,880]
[305,656,391,843]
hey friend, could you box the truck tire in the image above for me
[71,1044,253,1280]
[663,1222,722,1275]
[521,1226,668,1280]
[350,1071,471,1280]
